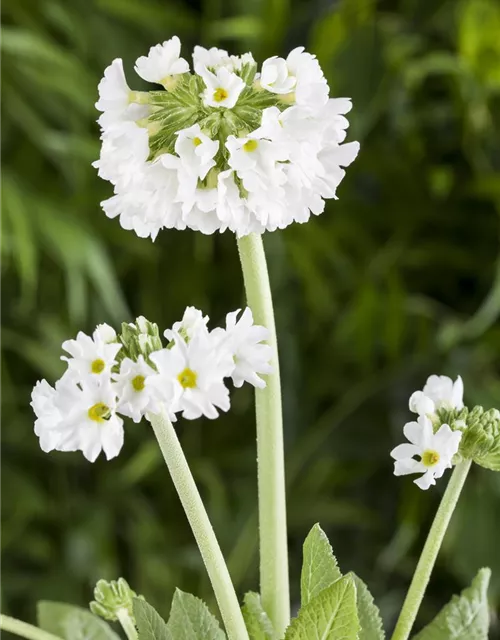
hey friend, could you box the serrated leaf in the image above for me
[351,574,385,640]
[241,592,275,640]
[37,601,120,640]
[166,589,226,640]
[134,598,172,640]
[414,568,491,640]
[285,575,359,640]
[301,523,343,606]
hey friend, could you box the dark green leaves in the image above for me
[37,601,120,640]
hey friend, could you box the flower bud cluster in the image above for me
[94,37,359,239]
[31,307,272,462]
[90,578,141,622]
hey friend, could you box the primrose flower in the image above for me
[94,37,359,238]
[62,325,122,379]
[409,375,464,418]
[391,416,462,490]
[113,356,162,423]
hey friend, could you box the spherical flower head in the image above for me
[391,416,462,490]
[95,37,359,238]
[113,355,163,423]
[149,329,233,420]
[90,577,143,622]
[134,36,189,85]
[409,374,464,418]
[216,307,272,388]
[62,327,122,379]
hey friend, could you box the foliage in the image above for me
[2,0,500,637]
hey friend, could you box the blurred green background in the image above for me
[2,0,500,636]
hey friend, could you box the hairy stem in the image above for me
[237,233,290,636]
[0,615,63,640]
[148,410,249,640]
[116,609,138,640]
[391,460,472,640]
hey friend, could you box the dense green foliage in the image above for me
[2,0,500,637]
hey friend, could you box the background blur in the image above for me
[2,0,500,636]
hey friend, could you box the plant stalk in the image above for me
[236,233,290,636]
[0,615,63,640]
[148,410,249,640]
[116,609,138,640]
[391,460,472,640]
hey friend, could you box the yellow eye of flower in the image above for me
[132,375,145,392]
[243,139,258,152]
[177,367,197,389]
[88,402,110,423]
[193,137,202,147]
[91,358,106,374]
[213,87,228,103]
[422,449,440,467]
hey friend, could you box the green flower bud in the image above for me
[118,316,163,363]
[435,406,469,432]
[459,405,500,471]
[90,577,142,622]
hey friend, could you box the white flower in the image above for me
[409,375,464,417]
[149,330,233,420]
[391,416,462,490]
[135,37,189,84]
[113,356,163,423]
[62,327,122,379]
[175,124,219,180]
[193,46,232,71]
[260,57,296,94]
[170,306,209,342]
[218,308,272,388]
[196,65,245,109]
[31,377,71,453]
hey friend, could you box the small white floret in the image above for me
[135,37,189,84]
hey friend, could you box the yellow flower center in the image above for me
[177,367,197,389]
[213,87,228,103]
[243,139,258,153]
[422,449,440,467]
[132,375,145,392]
[88,402,110,423]
[91,358,106,374]
[193,137,202,147]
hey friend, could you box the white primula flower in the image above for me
[135,36,189,84]
[391,416,462,490]
[95,59,149,128]
[409,375,464,417]
[218,308,272,388]
[113,356,163,423]
[196,65,245,109]
[170,306,209,342]
[62,327,122,379]
[175,124,219,180]
[31,376,73,453]
[149,330,233,420]
[260,56,296,94]
[193,46,232,71]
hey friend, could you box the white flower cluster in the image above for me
[31,307,272,462]
[94,37,359,239]
[391,375,464,489]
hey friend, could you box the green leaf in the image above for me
[37,601,120,640]
[300,523,343,606]
[134,598,172,640]
[352,574,385,640]
[285,574,359,640]
[166,589,226,640]
[241,592,275,639]
[414,568,491,640]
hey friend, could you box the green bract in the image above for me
[118,316,164,363]
[459,406,500,470]
[90,577,142,622]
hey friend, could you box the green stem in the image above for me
[391,460,472,640]
[0,615,63,640]
[116,610,138,640]
[237,233,290,636]
[148,410,249,640]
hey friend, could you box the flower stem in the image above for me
[116,610,138,640]
[148,410,249,640]
[391,460,472,640]
[0,615,63,640]
[236,233,290,636]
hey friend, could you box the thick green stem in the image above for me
[391,460,472,640]
[237,233,290,636]
[148,410,249,640]
[0,615,63,640]
[116,609,138,640]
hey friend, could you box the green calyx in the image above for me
[458,405,500,471]
[140,65,285,169]
[118,316,163,364]
[90,577,143,622]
